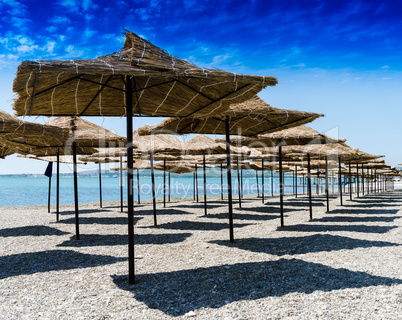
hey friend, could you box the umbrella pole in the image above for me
[168,168,171,202]
[126,77,135,284]
[236,157,241,208]
[150,151,157,226]
[72,141,80,240]
[338,157,343,206]
[356,162,360,198]
[99,162,102,208]
[316,171,319,195]
[241,167,243,199]
[120,155,123,212]
[362,164,365,195]
[325,156,329,212]
[195,164,198,202]
[225,117,234,242]
[203,152,207,215]
[261,160,264,203]
[307,153,312,219]
[279,142,284,227]
[256,169,259,198]
[193,170,195,201]
[137,169,140,204]
[220,163,223,200]
[56,148,60,222]
[303,173,305,195]
[349,162,352,201]
[271,165,274,197]
[163,159,166,208]
[295,164,298,198]
[47,163,52,214]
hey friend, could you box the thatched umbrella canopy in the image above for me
[133,130,184,154]
[0,145,15,159]
[138,96,323,136]
[154,161,196,174]
[13,31,276,118]
[217,124,344,147]
[18,154,88,164]
[110,159,151,171]
[261,142,383,162]
[0,110,86,156]
[45,116,127,148]
[12,30,279,284]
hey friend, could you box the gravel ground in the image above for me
[0,189,401,319]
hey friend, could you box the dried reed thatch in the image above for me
[261,142,384,162]
[0,110,96,156]
[133,130,184,154]
[45,117,127,147]
[0,145,16,159]
[218,124,344,147]
[110,159,151,171]
[137,96,323,136]
[18,154,87,164]
[13,31,277,118]
[154,161,196,174]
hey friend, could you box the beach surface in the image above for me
[0,190,401,319]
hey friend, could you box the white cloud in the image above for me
[50,15,71,25]
[381,65,390,69]
[84,29,97,38]
[65,45,84,57]
[46,26,58,33]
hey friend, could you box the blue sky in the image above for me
[1,0,402,173]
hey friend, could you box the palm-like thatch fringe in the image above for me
[0,145,16,159]
[13,31,277,117]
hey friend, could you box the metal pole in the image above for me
[72,142,80,240]
[356,162,360,198]
[168,168,171,202]
[120,155,123,212]
[163,159,166,208]
[137,169,140,204]
[99,162,102,208]
[203,152,207,215]
[279,142,284,227]
[220,163,223,200]
[338,157,343,206]
[150,151,157,226]
[126,77,135,284]
[325,156,329,212]
[225,117,234,242]
[241,166,243,199]
[256,169,260,198]
[237,157,241,208]
[295,164,298,198]
[56,149,60,222]
[349,162,352,201]
[47,163,52,214]
[271,165,274,197]
[261,160,264,203]
[195,163,199,202]
[307,153,312,219]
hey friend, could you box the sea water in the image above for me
[0,170,314,207]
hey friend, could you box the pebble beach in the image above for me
[1,190,401,319]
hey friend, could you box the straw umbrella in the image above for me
[139,97,323,240]
[13,30,277,284]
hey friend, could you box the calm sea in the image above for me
[0,170,313,207]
